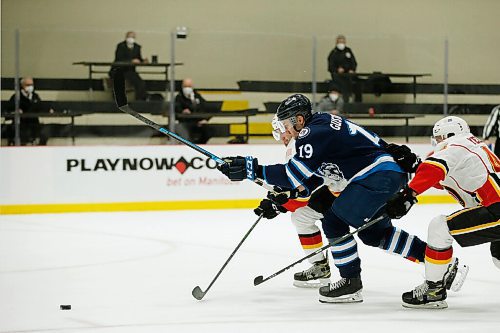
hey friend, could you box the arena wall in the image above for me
[0,144,454,214]
[1,0,499,86]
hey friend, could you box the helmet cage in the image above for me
[271,116,286,141]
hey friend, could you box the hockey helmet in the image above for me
[276,94,313,125]
[432,116,470,140]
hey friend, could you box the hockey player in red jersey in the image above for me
[387,116,499,309]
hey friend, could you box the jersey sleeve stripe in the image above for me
[426,157,449,174]
[285,164,303,188]
[290,157,315,177]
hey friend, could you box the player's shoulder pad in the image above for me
[296,114,333,142]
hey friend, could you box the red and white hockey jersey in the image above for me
[410,133,500,208]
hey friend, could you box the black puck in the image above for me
[60,305,71,310]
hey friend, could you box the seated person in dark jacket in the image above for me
[5,77,53,145]
[111,31,148,100]
[174,78,210,144]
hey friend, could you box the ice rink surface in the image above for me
[1,204,499,333]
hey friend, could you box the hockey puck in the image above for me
[60,305,71,310]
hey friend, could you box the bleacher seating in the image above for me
[2,77,499,144]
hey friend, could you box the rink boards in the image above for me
[0,144,453,214]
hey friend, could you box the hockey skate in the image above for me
[443,257,469,292]
[491,242,500,269]
[402,280,447,309]
[293,258,331,288]
[318,277,363,303]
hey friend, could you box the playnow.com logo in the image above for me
[66,156,218,175]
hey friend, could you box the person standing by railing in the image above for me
[327,34,359,102]
[111,31,148,101]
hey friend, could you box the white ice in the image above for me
[1,204,499,333]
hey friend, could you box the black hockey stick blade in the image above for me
[191,286,206,300]
[191,214,264,300]
[253,275,264,286]
[111,67,128,107]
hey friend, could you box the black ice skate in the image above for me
[491,242,500,269]
[293,257,331,288]
[443,257,469,292]
[402,280,447,309]
[318,277,363,303]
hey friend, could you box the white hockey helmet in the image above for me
[432,116,470,140]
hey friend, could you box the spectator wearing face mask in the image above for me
[327,34,359,102]
[316,85,344,115]
[174,78,210,144]
[111,31,148,100]
[5,77,53,145]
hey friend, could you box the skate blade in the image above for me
[319,291,363,304]
[293,278,330,289]
[402,300,448,309]
[450,264,469,292]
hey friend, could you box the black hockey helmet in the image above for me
[276,94,313,124]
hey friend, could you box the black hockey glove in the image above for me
[217,156,259,181]
[386,186,418,219]
[267,186,303,204]
[308,185,337,214]
[254,198,288,219]
[386,143,421,173]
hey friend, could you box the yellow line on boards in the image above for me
[0,195,457,215]
[0,200,261,215]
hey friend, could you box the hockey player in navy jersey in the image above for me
[218,94,447,303]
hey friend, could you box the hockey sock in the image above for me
[425,246,453,282]
[379,226,426,263]
[298,231,325,263]
[329,236,361,278]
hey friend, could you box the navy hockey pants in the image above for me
[321,170,427,278]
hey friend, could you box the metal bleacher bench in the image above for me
[1,100,258,144]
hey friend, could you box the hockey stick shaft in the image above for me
[253,214,386,286]
[111,68,225,165]
[192,213,264,300]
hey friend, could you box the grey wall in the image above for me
[2,0,499,87]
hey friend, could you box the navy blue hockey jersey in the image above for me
[261,113,403,194]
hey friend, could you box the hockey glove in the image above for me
[217,156,259,181]
[308,185,336,214]
[267,186,303,203]
[386,143,421,173]
[254,198,288,219]
[386,186,418,219]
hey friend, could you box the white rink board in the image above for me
[0,144,441,205]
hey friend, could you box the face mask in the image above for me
[336,43,346,51]
[329,93,339,101]
[182,87,194,97]
[25,85,34,94]
[126,37,135,45]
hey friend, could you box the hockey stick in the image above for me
[192,213,264,300]
[253,214,386,286]
[111,67,225,165]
